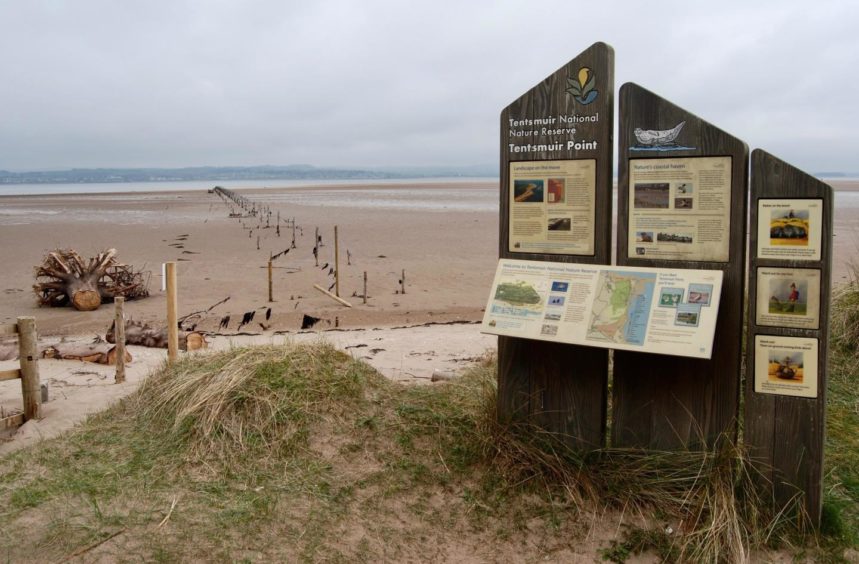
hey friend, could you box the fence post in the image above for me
[166,262,179,363]
[114,297,126,383]
[17,317,41,420]
[268,255,274,303]
[334,225,340,297]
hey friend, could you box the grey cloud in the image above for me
[1,0,856,173]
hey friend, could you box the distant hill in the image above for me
[0,164,498,185]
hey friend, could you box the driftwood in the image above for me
[312,284,352,307]
[107,319,208,351]
[33,248,150,311]
[42,343,131,365]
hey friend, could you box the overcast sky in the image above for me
[1,0,857,173]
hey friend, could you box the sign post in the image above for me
[497,42,614,449]
[744,149,832,526]
[612,83,749,449]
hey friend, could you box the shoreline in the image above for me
[1,182,499,337]
[1,179,857,339]
[3,177,859,200]
[0,178,855,454]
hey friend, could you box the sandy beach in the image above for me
[2,179,857,337]
[0,180,502,446]
[0,179,857,448]
[0,181,500,336]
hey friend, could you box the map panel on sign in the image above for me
[481,259,723,359]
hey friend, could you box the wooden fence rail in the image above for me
[0,317,42,428]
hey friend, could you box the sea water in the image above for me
[2,177,857,215]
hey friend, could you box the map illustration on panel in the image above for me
[587,271,656,345]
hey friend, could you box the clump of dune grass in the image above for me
[0,341,829,561]
[822,259,859,551]
[831,261,859,356]
[391,356,805,562]
[136,342,805,561]
[137,341,381,463]
[481,404,803,562]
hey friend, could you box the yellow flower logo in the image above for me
[566,66,598,105]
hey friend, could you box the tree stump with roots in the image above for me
[33,248,150,311]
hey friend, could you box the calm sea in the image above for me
[1,177,857,213]
[0,177,497,197]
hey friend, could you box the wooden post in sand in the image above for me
[166,262,179,363]
[114,297,126,383]
[400,269,405,295]
[334,225,340,297]
[17,317,41,421]
[292,218,297,249]
[268,253,274,303]
[363,271,368,305]
[315,227,320,266]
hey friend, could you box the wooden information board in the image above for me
[744,149,833,526]
[498,42,614,449]
[613,83,749,449]
[482,259,724,359]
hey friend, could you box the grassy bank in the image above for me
[821,273,859,557]
[0,274,857,561]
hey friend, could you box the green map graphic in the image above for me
[587,271,656,345]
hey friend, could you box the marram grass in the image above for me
[0,338,849,561]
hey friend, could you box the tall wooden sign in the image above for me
[498,42,614,449]
[744,150,832,525]
[613,83,748,449]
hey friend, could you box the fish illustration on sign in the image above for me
[566,67,598,105]
[630,121,695,151]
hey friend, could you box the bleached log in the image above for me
[43,343,131,365]
[106,319,208,351]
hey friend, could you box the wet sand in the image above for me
[0,182,499,336]
[0,179,857,338]
[0,179,857,450]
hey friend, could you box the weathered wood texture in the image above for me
[498,42,614,449]
[313,284,353,307]
[107,319,207,351]
[613,83,748,449]
[17,317,42,421]
[0,369,21,382]
[114,297,126,383]
[334,226,340,297]
[744,149,832,526]
[43,343,131,365]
